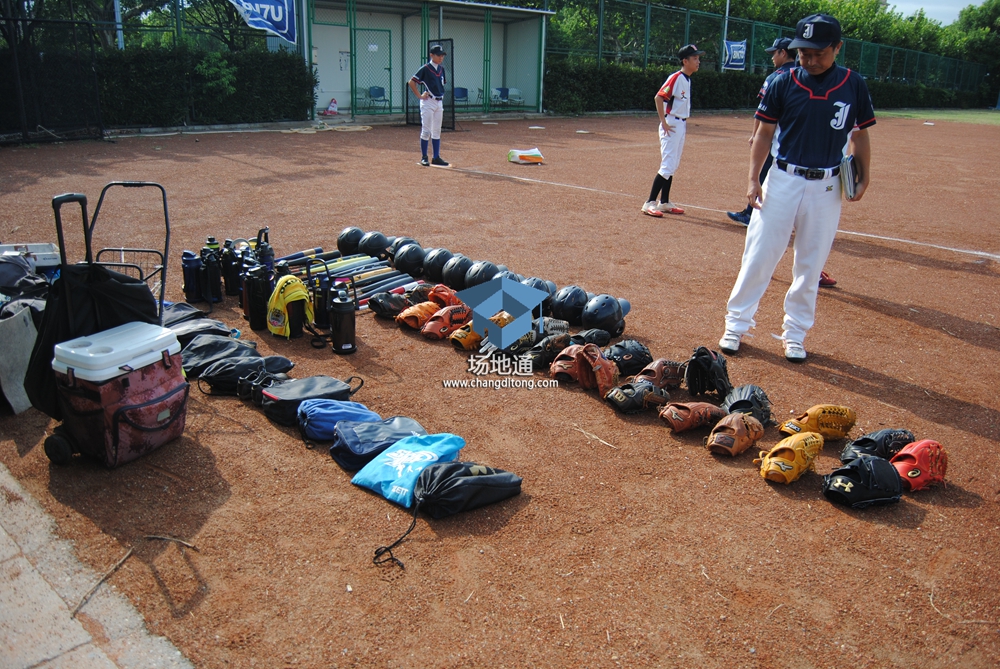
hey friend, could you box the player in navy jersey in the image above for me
[408,44,449,167]
[718,14,874,362]
[641,44,703,217]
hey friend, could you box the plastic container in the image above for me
[52,322,181,382]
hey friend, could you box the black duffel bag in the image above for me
[181,334,260,378]
[261,375,363,426]
[198,356,294,396]
[168,318,232,348]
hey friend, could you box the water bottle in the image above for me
[200,247,223,303]
[246,265,271,331]
[255,227,274,271]
[205,235,220,252]
[312,274,331,328]
[329,290,357,355]
[221,240,242,296]
[181,250,204,303]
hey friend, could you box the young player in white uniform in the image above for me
[641,44,703,217]
[408,44,449,167]
[718,14,875,362]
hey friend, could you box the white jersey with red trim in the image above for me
[657,71,692,119]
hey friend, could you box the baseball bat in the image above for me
[358,281,425,308]
[355,274,415,299]
[282,250,342,268]
[335,268,398,287]
[275,247,325,263]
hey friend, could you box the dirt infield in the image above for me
[2,113,999,668]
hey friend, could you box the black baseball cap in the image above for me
[429,44,446,56]
[677,44,705,60]
[788,14,842,50]
[765,37,793,53]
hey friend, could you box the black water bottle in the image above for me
[221,240,241,296]
[329,290,357,354]
[181,250,204,303]
[312,274,331,329]
[246,265,271,331]
[200,247,223,303]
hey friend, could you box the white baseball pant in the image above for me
[658,117,687,178]
[724,166,843,344]
[419,97,443,140]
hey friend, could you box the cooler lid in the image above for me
[53,322,179,372]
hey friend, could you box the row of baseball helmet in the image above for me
[337,226,631,337]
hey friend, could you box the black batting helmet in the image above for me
[442,255,474,289]
[550,285,589,324]
[337,227,364,256]
[393,244,426,277]
[465,260,500,287]
[358,231,390,260]
[422,248,453,282]
[582,294,626,337]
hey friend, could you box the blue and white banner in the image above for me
[228,0,296,44]
[724,40,746,71]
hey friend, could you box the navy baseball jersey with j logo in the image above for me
[756,64,875,169]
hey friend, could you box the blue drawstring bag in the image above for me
[297,399,380,444]
[351,433,464,508]
[330,416,427,471]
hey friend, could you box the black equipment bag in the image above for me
[330,416,427,471]
[261,375,363,426]
[198,356,294,396]
[167,317,232,348]
[180,334,260,378]
[161,302,207,328]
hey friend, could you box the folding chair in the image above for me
[490,87,509,106]
[367,86,390,112]
[508,88,524,106]
[453,87,469,107]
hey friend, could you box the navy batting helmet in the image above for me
[465,260,500,287]
[389,236,419,260]
[582,294,626,337]
[337,227,364,256]
[550,285,589,324]
[358,231,390,260]
[422,248,453,282]
[393,244,426,277]
[442,255,474,289]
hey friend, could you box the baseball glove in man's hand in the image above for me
[658,402,727,433]
[630,358,686,390]
[721,384,773,426]
[685,347,733,397]
[889,439,948,491]
[605,381,669,414]
[840,428,915,463]
[822,455,903,509]
[754,432,825,484]
[779,404,856,440]
[706,413,764,456]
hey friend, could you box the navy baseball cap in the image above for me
[429,44,446,56]
[765,37,793,53]
[678,44,705,60]
[788,14,842,50]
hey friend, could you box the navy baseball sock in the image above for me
[421,139,429,158]
[648,174,670,203]
[432,138,441,158]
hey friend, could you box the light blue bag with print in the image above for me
[351,433,464,508]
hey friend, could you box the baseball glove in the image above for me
[629,358,686,390]
[890,439,948,491]
[396,301,441,329]
[603,340,653,377]
[685,347,733,397]
[604,381,669,414]
[527,333,571,370]
[449,310,514,351]
[404,283,434,304]
[706,413,764,457]
[754,432,824,484]
[503,330,539,356]
[368,292,410,319]
[575,343,620,396]
[550,344,584,382]
[840,428,915,463]
[779,404,856,440]
[427,284,463,307]
[421,304,473,340]
[570,329,611,347]
[822,455,903,508]
[537,317,570,336]
[658,402,727,433]
[720,384,773,426]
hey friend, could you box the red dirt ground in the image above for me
[2,113,999,668]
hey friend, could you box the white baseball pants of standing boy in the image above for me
[419,97,444,140]
[658,117,687,178]
[724,166,843,344]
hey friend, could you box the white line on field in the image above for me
[449,167,1000,262]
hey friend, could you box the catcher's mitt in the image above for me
[840,428,915,463]
[426,284,463,307]
[779,404,856,440]
[368,292,410,319]
[604,381,669,414]
[448,310,514,351]
[421,304,473,340]
[576,343,620,396]
[685,347,733,397]
[890,439,948,491]
[720,384,773,426]
[527,333,571,370]
[706,413,764,457]
[570,329,611,347]
[658,402,727,433]
[603,340,653,377]
[396,301,440,329]
[629,358,685,390]
[754,432,824,484]
[822,455,903,509]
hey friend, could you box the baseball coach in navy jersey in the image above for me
[718,14,875,363]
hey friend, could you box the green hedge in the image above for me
[543,60,987,114]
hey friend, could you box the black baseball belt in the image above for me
[776,159,840,180]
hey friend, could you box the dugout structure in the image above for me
[309,0,553,122]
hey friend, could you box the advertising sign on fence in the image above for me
[724,40,746,71]
[229,0,296,44]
